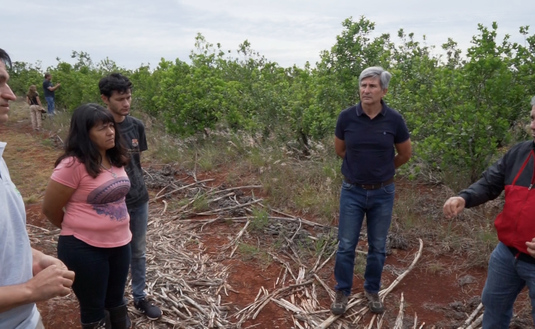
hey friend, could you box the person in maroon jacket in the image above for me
[444,96,535,329]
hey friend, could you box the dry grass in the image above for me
[2,100,61,203]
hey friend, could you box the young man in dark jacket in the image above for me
[444,96,535,328]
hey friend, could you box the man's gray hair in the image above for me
[359,66,392,90]
[531,96,535,106]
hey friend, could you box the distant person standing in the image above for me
[99,73,162,320]
[26,85,44,131]
[42,72,60,116]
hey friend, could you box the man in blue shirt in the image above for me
[331,66,412,315]
[42,72,60,116]
[0,48,74,329]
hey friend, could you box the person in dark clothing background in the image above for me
[99,73,162,321]
[42,72,60,116]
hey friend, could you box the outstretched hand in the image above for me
[443,196,466,218]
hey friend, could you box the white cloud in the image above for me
[2,0,534,70]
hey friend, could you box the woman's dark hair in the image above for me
[55,103,129,177]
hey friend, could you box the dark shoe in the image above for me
[134,298,162,320]
[81,311,111,329]
[330,290,348,315]
[107,303,131,329]
[365,290,384,314]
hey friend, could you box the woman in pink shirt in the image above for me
[42,103,132,329]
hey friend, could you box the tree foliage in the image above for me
[7,18,535,185]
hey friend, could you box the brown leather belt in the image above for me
[344,177,395,190]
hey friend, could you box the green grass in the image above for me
[191,193,210,213]
[237,242,272,266]
[425,261,446,275]
[249,208,270,232]
[312,232,338,257]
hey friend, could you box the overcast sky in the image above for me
[3,0,534,70]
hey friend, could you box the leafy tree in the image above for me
[413,23,523,182]
[154,35,224,136]
[8,61,43,97]
[307,16,394,143]
[6,18,535,188]
[130,64,161,117]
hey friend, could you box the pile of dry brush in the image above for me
[27,165,489,328]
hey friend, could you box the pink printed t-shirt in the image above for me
[51,157,132,248]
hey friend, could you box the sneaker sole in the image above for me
[330,304,346,315]
[330,309,345,315]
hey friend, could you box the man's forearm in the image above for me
[394,154,410,168]
[0,283,34,313]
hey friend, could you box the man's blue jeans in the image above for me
[57,235,131,324]
[481,242,535,328]
[334,181,395,295]
[128,202,148,302]
[44,96,54,115]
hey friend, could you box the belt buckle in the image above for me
[361,183,377,190]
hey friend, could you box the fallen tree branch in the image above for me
[153,178,215,201]
[458,302,484,329]
[195,199,263,216]
[380,238,424,299]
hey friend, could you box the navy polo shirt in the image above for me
[335,100,410,184]
[43,80,54,98]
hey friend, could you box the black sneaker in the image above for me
[330,290,348,315]
[134,298,162,320]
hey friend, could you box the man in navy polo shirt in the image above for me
[330,66,412,315]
